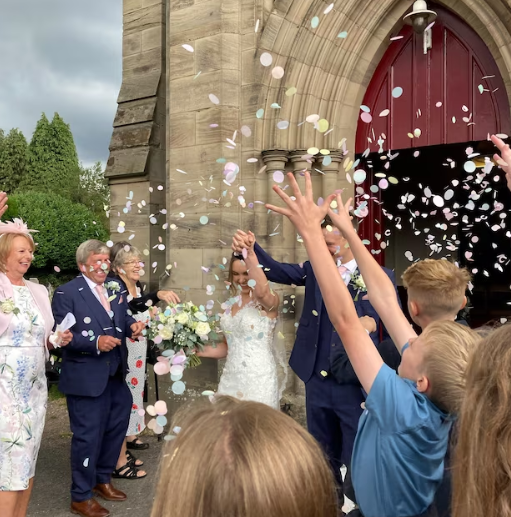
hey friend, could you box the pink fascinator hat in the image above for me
[0,218,38,238]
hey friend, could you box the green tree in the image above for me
[21,113,80,199]
[0,129,28,194]
[76,161,110,225]
[8,191,109,271]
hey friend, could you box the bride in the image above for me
[198,231,287,409]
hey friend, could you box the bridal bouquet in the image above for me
[146,301,219,367]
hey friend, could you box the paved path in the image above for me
[28,399,163,517]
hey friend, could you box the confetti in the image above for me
[286,86,297,96]
[338,31,348,38]
[311,16,319,28]
[260,52,273,66]
[271,66,285,79]
[200,216,209,225]
[182,44,194,52]
[209,93,220,104]
[392,87,403,98]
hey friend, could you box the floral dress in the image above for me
[0,285,47,491]
[126,298,149,436]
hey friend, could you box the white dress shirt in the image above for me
[83,275,109,310]
[338,258,358,286]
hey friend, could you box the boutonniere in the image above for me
[105,281,121,293]
[0,297,20,316]
[350,272,367,302]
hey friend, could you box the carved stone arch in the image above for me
[257,0,511,154]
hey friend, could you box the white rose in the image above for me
[176,312,189,325]
[355,275,367,290]
[159,325,174,340]
[0,299,16,314]
[195,322,211,337]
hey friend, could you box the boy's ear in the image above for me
[460,296,467,310]
[416,374,430,394]
[409,300,420,318]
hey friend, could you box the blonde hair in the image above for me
[402,259,471,318]
[420,320,479,414]
[151,397,337,517]
[452,324,511,517]
[0,233,35,273]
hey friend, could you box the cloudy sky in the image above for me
[0,0,122,167]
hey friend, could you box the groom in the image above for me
[52,239,145,517]
[235,218,399,507]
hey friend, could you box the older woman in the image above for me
[0,219,72,517]
[109,242,180,479]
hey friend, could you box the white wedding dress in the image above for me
[217,302,286,410]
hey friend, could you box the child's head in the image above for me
[402,259,471,327]
[151,396,337,517]
[398,320,479,413]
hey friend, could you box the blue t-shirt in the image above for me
[351,364,452,517]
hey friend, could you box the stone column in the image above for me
[261,150,290,255]
[320,151,343,199]
[106,0,166,292]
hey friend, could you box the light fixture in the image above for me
[403,0,437,35]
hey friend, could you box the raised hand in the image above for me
[327,193,356,237]
[232,230,255,254]
[491,134,511,191]
[265,172,335,237]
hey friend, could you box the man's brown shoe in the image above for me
[93,483,127,501]
[70,498,110,517]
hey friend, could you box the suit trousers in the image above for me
[305,374,364,502]
[66,370,131,502]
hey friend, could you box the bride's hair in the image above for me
[227,254,244,296]
[151,396,337,517]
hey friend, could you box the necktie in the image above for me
[337,265,348,275]
[95,284,111,312]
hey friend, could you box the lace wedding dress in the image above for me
[217,302,287,410]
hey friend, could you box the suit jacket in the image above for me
[52,275,137,397]
[0,272,54,360]
[254,242,399,384]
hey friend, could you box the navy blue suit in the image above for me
[254,243,399,496]
[52,275,137,502]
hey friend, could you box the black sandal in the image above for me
[112,462,147,480]
[126,438,149,450]
[126,450,144,467]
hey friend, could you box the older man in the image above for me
[52,240,145,517]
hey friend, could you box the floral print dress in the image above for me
[0,285,47,491]
[126,304,149,436]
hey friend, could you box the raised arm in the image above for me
[235,232,306,286]
[491,134,511,192]
[232,230,279,314]
[266,173,383,393]
[326,196,416,352]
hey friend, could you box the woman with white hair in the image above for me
[109,242,180,479]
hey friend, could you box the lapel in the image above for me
[25,280,54,338]
[0,273,14,336]
[76,275,115,333]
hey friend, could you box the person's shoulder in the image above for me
[26,280,49,296]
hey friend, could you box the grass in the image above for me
[48,384,66,401]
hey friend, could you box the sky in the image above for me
[0,0,122,167]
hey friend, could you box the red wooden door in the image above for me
[355,3,511,262]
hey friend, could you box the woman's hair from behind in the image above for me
[453,324,511,517]
[109,241,142,275]
[151,396,337,517]
[0,233,35,273]
[420,320,480,414]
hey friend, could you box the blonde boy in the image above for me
[402,259,471,328]
[267,172,479,517]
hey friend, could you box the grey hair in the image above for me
[111,244,142,274]
[76,239,110,266]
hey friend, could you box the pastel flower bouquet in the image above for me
[146,301,220,368]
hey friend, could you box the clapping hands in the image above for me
[232,230,256,256]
